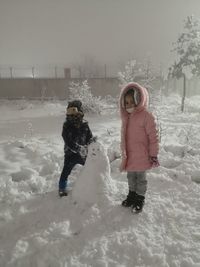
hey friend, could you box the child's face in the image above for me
[125,95,135,109]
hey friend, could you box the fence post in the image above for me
[32,67,35,78]
[10,67,13,78]
[55,66,57,78]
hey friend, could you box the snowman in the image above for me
[72,141,114,208]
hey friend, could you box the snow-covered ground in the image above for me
[0,94,200,267]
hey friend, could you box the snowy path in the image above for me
[1,171,200,267]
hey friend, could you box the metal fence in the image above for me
[0,64,119,79]
[0,66,65,78]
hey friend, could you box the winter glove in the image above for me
[79,145,88,158]
[89,136,97,143]
[149,156,160,167]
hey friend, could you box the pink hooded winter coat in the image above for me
[120,82,159,172]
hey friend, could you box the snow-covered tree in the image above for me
[170,15,200,112]
[68,81,80,100]
[140,60,160,112]
[68,80,102,114]
[118,60,139,85]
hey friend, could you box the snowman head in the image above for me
[87,141,106,161]
[86,141,111,179]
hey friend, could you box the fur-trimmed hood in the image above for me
[119,82,149,118]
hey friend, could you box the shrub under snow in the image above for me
[68,80,104,114]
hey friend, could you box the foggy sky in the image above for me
[1,0,200,70]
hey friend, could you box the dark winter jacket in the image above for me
[62,119,93,157]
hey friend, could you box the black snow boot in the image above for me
[133,194,145,213]
[122,191,136,207]
[59,189,68,197]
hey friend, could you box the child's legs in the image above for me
[135,171,147,196]
[59,161,75,190]
[59,154,84,190]
[127,172,137,192]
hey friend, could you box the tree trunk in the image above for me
[181,73,186,112]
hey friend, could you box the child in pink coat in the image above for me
[119,82,159,213]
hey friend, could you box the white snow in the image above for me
[72,141,115,208]
[0,95,200,267]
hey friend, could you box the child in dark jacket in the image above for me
[58,100,93,197]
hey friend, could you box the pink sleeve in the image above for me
[145,113,159,157]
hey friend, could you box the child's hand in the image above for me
[79,145,88,158]
[89,136,97,144]
[149,156,159,167]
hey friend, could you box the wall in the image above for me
[3,76,198,100]
[163,77,200,96]
[0,78,120,99]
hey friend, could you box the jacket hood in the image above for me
[119,82,149,117]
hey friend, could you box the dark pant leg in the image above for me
[59,153,85,190]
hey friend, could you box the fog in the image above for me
[1,0,200,72]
